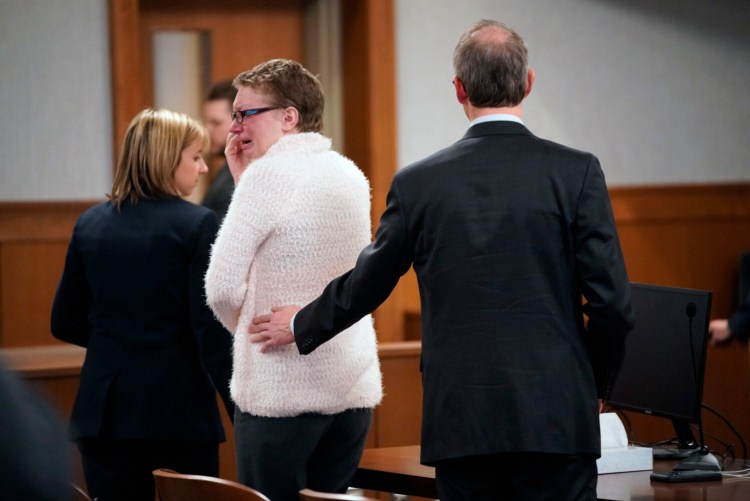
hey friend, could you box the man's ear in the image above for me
[281,106,300,132]
[524,68,536,98]
[454,76,469,104]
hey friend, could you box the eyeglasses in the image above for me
[231,106,283,124]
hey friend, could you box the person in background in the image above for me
[201,79,237,221]
[51,108,234,501]
[249,20,634,501]
[204,59,382,501]
[709,306,750,343]
[0,358,73,501]
[709,252,750,344]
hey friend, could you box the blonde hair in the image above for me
[109,108,208,209]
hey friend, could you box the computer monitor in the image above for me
[607,283,717,469]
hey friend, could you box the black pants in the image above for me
[434,452,598,501]
[234,408,372,501]
[77,438,219,501]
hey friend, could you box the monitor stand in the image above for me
[652,446,700,459]
[673,448,722,471]
[667,419,721,472]
[652,418,700,459]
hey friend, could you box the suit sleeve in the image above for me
[574,157,634,399]
[729,303,750,342]
[190,211,234,419]
[294,177,415,354]
[50,222,93,347]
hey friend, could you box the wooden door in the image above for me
[110,0,305,159]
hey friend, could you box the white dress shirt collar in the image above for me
[469,113,524,128]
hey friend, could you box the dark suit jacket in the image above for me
[294,121,634,465]
[201,163,234,223]
[730,303,750,341]
[51,197,233,441]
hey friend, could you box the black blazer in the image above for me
[201,163,234,223]
[294,121,634,465]
[51,198,233,441]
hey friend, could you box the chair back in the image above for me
[299,488,379,501]
[153,468,271,501]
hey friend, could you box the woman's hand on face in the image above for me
[225,132,248,185]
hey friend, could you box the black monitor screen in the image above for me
[607,283,712,424]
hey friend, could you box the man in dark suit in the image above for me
[201,79,237,222]
[250,19,634,500]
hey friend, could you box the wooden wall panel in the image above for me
[369,342,423,448]
[0,202,98,348]
[1,241,69,347]
[611,183,750,297]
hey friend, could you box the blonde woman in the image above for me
[52,108,233,501]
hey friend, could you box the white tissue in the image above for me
[597,413,653,474]
[600,412,629,450]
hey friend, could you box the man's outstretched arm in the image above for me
[250,178,414,356]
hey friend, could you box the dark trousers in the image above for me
[434,452,598,501]
[234,408,372,501]
[77,438,219,501]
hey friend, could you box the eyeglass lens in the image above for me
[232,107,281,124]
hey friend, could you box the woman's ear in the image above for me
[281,107,300,132]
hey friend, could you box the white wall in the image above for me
[396,0,750,186]
[0,0,112,201]
[1,0,748,201]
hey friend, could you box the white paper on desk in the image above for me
[600,413,628,450]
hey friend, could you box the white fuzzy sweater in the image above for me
[205,133,383,417]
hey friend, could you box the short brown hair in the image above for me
[206,79,237,103]
[109,108,208,209]
[233,59,324,133]
[453,19,529,108]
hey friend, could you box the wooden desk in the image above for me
[1,344,86,377]
[352,446,750,500]
[0,345,86,412]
